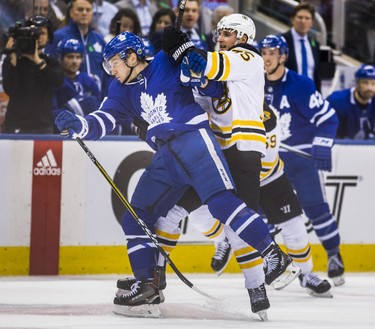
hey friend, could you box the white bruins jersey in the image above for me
[204,44,266,155]
[260,104,284,186]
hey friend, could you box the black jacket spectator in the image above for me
[2,54,64,133]
[282,30,321,92]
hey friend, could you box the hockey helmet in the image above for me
[214,13,256,45]
[259,34,289,58]
[57,38,84,55]
[25,15,54,42]
[355,65,375,80]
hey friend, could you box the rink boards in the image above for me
[0,136,374,275]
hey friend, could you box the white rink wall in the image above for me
[0,137,374,274]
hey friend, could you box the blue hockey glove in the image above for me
[311,136,334,171]
[55,110,88,138]
[180,56,206,87]
[187,49,207,75]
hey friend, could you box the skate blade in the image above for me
[306,289,333,298]
[257,310,268,321]
[272,262,301,290]
[332,275,345,286]
[113,304,161,318]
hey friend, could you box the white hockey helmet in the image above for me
[214,13,256,45]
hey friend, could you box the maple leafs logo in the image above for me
[140,92,171,127]
[279,112,292,141]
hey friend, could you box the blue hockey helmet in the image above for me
[259,34,289,58]
[57,38,84,55]
[103,32,145,62]
[103,32,145,74]
[355,65,375,80]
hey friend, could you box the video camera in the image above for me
[7,22,41,55]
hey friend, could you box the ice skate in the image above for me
[211,238,232,275]
[116,265,166,297]
[263,244,301,290]
[113,279,163,318]
[328,253,345,286]
[299,273,332,298]
[247,283,270,321]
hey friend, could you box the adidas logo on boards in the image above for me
[33,149,61,176]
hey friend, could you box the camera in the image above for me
[8,22,41,55]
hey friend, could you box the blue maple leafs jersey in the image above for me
[83,51,210,145]
[53,72,101,114]
[264,68,338,150]
[327,87,375,139]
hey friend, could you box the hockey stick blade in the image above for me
[280,142,312,159]
[72,135,219,301]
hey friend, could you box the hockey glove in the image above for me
[311,136,334,171]
[162,26,195,62]
[132,117,149,141]
[55,110,88,139]
[180,56,207,88]
[187,48,207,75]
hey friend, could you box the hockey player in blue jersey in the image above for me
[327,64,375,139]
[54,31,300,315]
[53,38,101,120]
[259,34,345,286]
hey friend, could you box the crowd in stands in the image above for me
[0,0,374,139]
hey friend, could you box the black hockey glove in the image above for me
[133,117,149,141]
[162,26,195,62]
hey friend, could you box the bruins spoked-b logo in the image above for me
[212,82,231,114]
[33,149,61,176]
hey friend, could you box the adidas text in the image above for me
[33,167,61,176]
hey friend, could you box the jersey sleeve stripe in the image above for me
[89,113,107,138]
[316,108,336,126]
[207,52,219,79]
[221,53,231,80]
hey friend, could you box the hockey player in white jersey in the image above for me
[259,34,344,286]
[186,104,332,299]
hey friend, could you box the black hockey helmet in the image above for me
[25,15,54,42]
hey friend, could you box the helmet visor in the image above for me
[102,60,113,75]
[102,57,124,75]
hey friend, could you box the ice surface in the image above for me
[0,273,374,329]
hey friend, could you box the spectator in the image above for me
[179,0,207,50]
[328,64,375,139]
[148,7,176,53]
[105,7,141,43]
[114,0,158,36]
[46,0,109,98]
[92,0,118,38]
[1,15,64,134]
[53,38,100,122]
[105,8,154,57]
[281,2,322,91]
[25,0,67,31]
[204,4,234,51]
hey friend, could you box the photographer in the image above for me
[2,15,64,134]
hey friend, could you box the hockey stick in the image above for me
[175,0,188,30]
[72,135,219,301]
[280,142,312,159]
